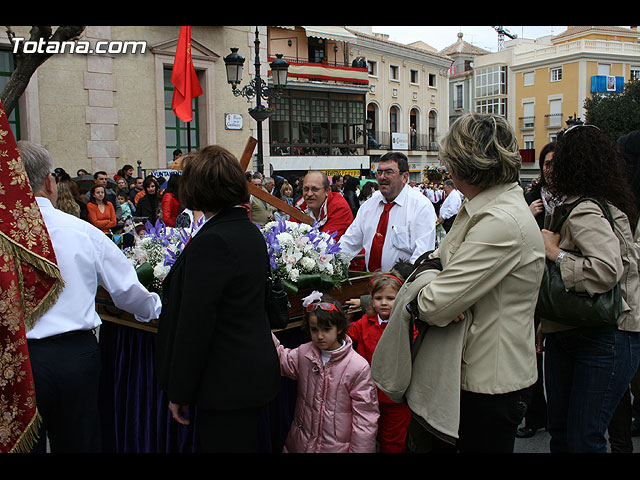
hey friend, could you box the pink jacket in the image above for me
[272,333,379,453]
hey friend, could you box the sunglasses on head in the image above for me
[305,302,339,313]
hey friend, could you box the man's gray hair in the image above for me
[17,140,54,193]
[304,171,330,189]
[444,179,456,188]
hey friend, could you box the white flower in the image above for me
[302,290,323,307]
[153,263,171,281]
[276,232,294,245]
[289,268,300,282]
[300,256,315,272]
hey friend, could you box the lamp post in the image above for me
[224,26,289,174]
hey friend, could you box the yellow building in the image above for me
[475,26,640,184]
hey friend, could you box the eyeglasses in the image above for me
[305,302,339,313]
[376,169,407,178]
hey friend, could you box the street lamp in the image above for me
[223,27,289,174]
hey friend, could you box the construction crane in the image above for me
[492,26,517,51]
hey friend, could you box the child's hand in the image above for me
[169,401,190,425]
[344,298,361,310]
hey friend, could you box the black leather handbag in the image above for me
[266,274,290,330]
[536,197,622,328]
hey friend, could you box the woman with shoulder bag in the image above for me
[538,124,640,453]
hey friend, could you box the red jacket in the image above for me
[161,192,181,227]
[293,191,353,240]
[348,313,417,403]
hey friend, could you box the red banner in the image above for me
[0,101,64,453]
[171,26,203,123]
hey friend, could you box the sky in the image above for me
[370,26,569,53]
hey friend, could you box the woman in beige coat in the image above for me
[539,124,640,453]
[410,113,546,452]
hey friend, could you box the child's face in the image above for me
[117,195,126,204]
[308,313,342,351]
[372,285,397,320]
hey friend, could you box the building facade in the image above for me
[345,27,452,182]
[1,25,271,177]
[474,26,640,184]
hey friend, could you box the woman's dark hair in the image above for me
[178,145,249,212]
[538,141,556,187]
[302,294,349,342]
[343,176,360,193]
[164,173,181,199]
[358,181,379,201]
[551,125,638,230]
[88,184,106,205]
[142,175,159,194]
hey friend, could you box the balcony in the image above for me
[518,116,535,130]
[270,57,368,86]
[367,131,439,152]
[544,113,564,129]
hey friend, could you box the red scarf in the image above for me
[0,101,64,453]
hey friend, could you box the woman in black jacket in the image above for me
[136,175,161,225]
[155,145,281,453]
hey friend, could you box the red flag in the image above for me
[171,26,203,123]
[0,101,64,453]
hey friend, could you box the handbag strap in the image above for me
[549,196,615,234]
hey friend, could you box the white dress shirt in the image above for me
[27,197,162,339]
[439,189,463,220]
[338,185,437,272]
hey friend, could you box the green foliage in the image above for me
[584,79,640,141]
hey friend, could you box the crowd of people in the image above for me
[16,112,640,454]
[52,162,184,235]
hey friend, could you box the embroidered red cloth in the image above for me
[0,101,64,453]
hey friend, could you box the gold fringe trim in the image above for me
[0,231,65,331]
[8,409,42,453]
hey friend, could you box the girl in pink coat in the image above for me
[272,291,380,453]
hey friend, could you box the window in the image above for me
[475,98,506,116]
[410,69,419,84]
[523,71,534,86]
[548,98,562,127]
[597,63,611,76]
[164,67,199,165]
[269,93,366,155]
[390,106,398,133]
[523,102,534,128]
[0,50,20,140]
[475,65,506,98]
[550,67,562,82]
[455,84,463,110]
[390,65,399,81]
[523,135,534,150]
[367,60,377,77]
[428,73,437,88]
[632,67,640,81]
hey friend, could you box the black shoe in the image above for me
[516,426,538,439]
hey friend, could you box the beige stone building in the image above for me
[1,25,272,177]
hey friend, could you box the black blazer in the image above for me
[155,207,281,411]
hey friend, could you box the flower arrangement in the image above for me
[124,219,195,294]
[249,104,275,113]
[261,219,350,295]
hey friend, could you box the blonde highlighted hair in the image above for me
[439,113,521,187]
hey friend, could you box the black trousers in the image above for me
[27,330,102,453]
[196,406,263,453]
[407,388,529,453]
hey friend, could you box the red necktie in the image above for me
[368,202,395,272]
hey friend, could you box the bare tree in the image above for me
[1,26,85,116]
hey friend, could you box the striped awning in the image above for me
[300,26,357,42]
[282,61,368,85]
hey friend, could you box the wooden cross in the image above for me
[239,137,314,226]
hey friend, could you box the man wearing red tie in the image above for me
[339,152,437,272]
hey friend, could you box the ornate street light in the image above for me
[223,27,289,174]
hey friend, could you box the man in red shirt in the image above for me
[292,171,353,240]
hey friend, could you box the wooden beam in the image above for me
[238,136,314,226]
[248,183,314,226]
[239,136,258,172]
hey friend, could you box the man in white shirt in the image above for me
[339,152,437,272]
[19,140,162,453]
[438,179,464,232]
